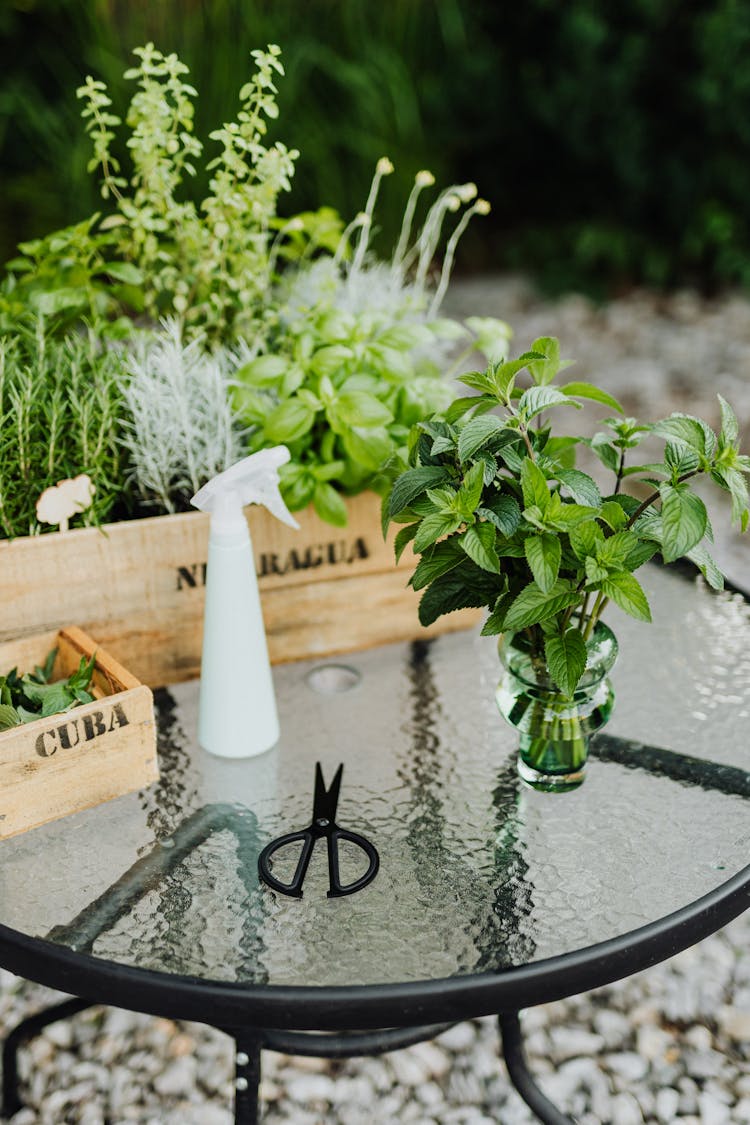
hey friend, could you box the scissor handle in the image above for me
[258,830,314,898]
[327,828,380,899]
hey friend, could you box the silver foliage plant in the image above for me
[122,320,242,512]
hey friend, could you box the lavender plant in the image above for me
[386,339,750,696]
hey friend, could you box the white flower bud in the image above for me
[446,194,461,212]
[416,170,435,187]
[475,199,491,215]
[377,157,394,175]
[457,182,478,203]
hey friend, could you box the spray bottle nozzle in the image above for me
[191,447,300,534]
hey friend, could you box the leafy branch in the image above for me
[386,337,749,698]
[0,649,96,731]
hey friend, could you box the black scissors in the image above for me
[257,763,379,899]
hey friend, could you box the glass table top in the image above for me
[0,564,748,992]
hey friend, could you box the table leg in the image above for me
[498,1012,576,1125]
[232,1032,262,1125]
[1,997,93,1119]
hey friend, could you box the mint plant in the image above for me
[0,648,96,730]
[386,338,749,696]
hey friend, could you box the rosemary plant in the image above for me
[0,327,128,539]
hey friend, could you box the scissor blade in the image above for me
[313,762,343,822]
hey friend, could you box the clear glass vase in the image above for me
[496,623,618,792]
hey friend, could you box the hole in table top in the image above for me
[306,664,361,695]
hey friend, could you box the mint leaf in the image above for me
[461,523,501,573]
[599,500,628,530]
[569,521,605,561]
[413,512,463,553]
[492,352,545,397]
[601,571,652,622]
[718,394,739,446]
[445,394,497,423]
[560,381,624,414]
[544,629,588,696]
[389,467,452,517]
[653,414,716,458]
[589,434,620,472]
[524,533,561,593]
[712,466,749,530]
[457,462,485,517]
[660,484,707,562]
[418,570,493,627]
[664,442,700,476]
[555,469,602,508]
[0,703,21,731]
[503,579,579,631]
[519,385,580,422]
[393,523,418,563]
[527,336,574,385]
[477,494,521,536]
[410,539,465,590]
[457,415,514,462]
[520,457,550,512]
[686,542,724,590]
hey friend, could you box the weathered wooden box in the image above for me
[0,627,158,839]
[0,493,480,687]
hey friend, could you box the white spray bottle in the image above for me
[191,447,299,759]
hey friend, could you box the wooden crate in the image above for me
[0,627,158,840]
[0,493,481,687]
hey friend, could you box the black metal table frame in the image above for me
[1,859,749,1124]
[3,564,749,1124]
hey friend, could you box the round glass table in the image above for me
[1,563,749,1124]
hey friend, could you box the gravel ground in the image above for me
[2,277,750,1124]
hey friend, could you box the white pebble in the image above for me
[609,1091,644,1124]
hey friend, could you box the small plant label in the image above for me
[36,474,95,533]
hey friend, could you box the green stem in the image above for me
[583,593,609,640]
[614,450,625,495]
[626,469,700,528]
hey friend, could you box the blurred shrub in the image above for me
[3,0,750,292]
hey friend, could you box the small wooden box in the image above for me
[0,627,159,840]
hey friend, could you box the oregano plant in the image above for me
[386,338,749,697]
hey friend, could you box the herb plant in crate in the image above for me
[386,338,750,791]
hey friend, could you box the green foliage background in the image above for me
[3,0,750,293]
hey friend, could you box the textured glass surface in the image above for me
[0,565,749,988]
